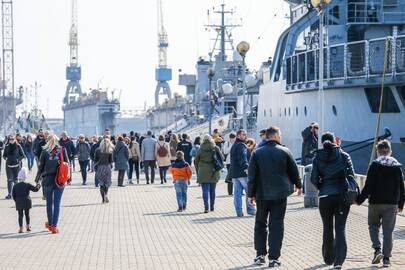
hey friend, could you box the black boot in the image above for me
[104,187,109,203]
[100,187,105,203]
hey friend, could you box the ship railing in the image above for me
[286,35,405,89]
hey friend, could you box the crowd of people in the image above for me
[0,124,403,269]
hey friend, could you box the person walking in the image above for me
[257,130,267,148]
[171,151,192,212]
[248,127,302,268]
[33,129,46,165]
[357,140,404,267]
[90,136,102,187]
[76,134,91,185]
[60,131,76,172]
[128,136,141,184]
[310,132,355,269]
[190,136,201,160]
[0,138,4,174]
[177,134,193,165]
[22,134,35,171]
[12,168,41,233]
[223,133,236,196]
[156,135,171,184]
[169,134,180,164]
[231,129,256,217]
[35,134,70,234]
[142,131,157,184]
[194,135,223,213]
[3,135,26,199]
[113,136,129,187]
[95,138,114,203]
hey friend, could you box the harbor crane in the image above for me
[154,0,172,106]
[64,0,82,105]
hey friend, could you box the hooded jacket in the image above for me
[171,159,192,181]
[357,156,404,209]
[3,143,25,166]
[310,144,354,197]
[113,140,129,171]
[194,140,223,184]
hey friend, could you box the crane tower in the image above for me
[64,0,82,105]
[155,0,172,106]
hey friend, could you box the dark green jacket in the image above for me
[194,141,223,184]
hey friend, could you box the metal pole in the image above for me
[318,9,325,146]
[208,77,212,135]
[242,56,247,131]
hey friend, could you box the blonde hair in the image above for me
[176,151,185,160]
[100,138,115,154]
[203,134,214,143]
[43,134,60,152]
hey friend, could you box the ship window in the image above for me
[296,107,298,116]
[398,86,405,107]
[365,87,400,113]
[288,107,291,116]
[284,108,287,116]
[332,105,337,116]
[304,106,307,116]
[264,110,266,117]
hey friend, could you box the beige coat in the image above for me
[129,142,141,160]
[155,141,171,167]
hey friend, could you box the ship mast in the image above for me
[64,0,82,105]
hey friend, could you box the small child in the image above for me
[170,151,192,212]
[12,168,41,233]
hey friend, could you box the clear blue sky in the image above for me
[13,0,289,118]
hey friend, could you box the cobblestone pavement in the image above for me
[0,169,404,270]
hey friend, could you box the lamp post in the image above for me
[311,0,331,146]
[237,41,250,131]
[207,67,215,135]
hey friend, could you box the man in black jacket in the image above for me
[60,131,76,172]
[0,139,4,173]
[248,126,302,268]
[230,129,256,217]
[177,134,193,165]
[33,129,46,164]
[357,140,404,267]
[301,122,318,165]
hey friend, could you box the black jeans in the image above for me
[118,170,126,186]
[18,209,30,227]
[128,158,140,180]
[159,166,169,182]
[6,166,19,196]
[79,160,89,183]
[319,195,350,266]
[144,160,156,183]
[254,198,287,260]
[225,164,233,195]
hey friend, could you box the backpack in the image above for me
[55,147,70,188]
[212,147,224,172]
[157,143,168,157]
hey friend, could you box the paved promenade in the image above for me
[0,169,405,270]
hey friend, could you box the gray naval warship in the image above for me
[257,0,405,173]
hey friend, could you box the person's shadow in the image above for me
[0,230,50,239]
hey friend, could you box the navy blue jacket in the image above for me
[60,138,76,159]
[33,136,46,158]
[310,145,354,197]
[230,138,249,178]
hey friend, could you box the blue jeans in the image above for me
[174,180,188,209]
[233,177,256,215]
[201,183,216,210]
[79,160,89,183]
[26,152,34,171]
[44,185,64,227]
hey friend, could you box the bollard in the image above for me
[303,164,319,208]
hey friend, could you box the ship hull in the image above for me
[257,80,405,174]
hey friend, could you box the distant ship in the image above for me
[256,0,405,173]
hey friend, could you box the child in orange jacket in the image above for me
[170,151,192,212]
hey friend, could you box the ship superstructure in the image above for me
[257,0,405,173]
[147,2,259,134]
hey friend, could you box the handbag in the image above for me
[341,154,360,206]
[55,147,70,188]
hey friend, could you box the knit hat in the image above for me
[18,167,27,182]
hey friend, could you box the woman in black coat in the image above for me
[12,168,40,233]
[3,135,25,199]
